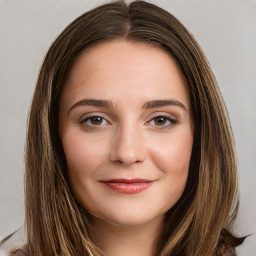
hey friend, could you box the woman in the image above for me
[9,1,245,255]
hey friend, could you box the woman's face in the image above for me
[59,40,193,227]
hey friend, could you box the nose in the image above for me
[109,125,146,166]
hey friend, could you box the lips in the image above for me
[100,179,154,194]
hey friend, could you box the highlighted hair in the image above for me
[25,1,244,255]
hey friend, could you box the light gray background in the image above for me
[0,0,255,255]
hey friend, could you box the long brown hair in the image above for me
[24,1,244,255]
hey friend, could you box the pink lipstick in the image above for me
[101,179,153,194]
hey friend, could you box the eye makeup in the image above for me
[77,111,178,131]
[146,115,178,130]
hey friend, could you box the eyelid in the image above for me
[77,111,178,127]
[146,112,177,121]
[78,112,112,124]
[145,112,178,129]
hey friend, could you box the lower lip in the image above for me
[102,182,153,194]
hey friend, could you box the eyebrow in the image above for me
[68,98,187,113]
[69,99,114,113]
[142,99,187,111]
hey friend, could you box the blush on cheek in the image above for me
[150,138,192,174]
[63,134,107,166]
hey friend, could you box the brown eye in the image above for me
[153,116,167,126]
[90,116,103,125]
[147,115,177,129]
[81,116,108,126]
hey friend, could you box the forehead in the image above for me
[61,40,190,110]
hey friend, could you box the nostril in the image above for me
[114,159,141,165]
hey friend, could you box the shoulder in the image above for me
[0,226,26,256]
[11,249,27,256]
[222,248,237,256]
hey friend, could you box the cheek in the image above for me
[149,129,193,177]
[61,132,111,190]
[148,130,193,211]
[61,132,110,208]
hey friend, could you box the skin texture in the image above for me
[59,40,194,256]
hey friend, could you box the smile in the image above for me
[100,179,154,194]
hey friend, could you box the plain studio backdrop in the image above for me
[0,0,255,255]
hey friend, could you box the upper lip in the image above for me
[100,178,154,183]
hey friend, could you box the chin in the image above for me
[93,208,164,227]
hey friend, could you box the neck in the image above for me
[90,216,164,256]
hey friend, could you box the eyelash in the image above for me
[78,114,177,129]
[146,115,177,129]
[78,114,111,126]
